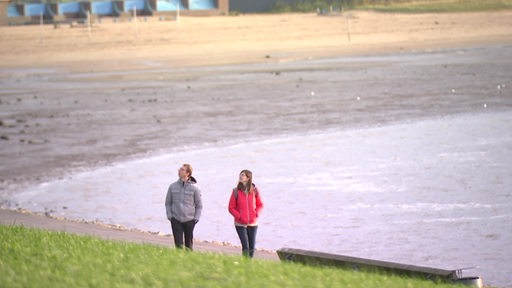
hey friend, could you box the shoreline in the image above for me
[1,11,512,193]
[1,11,512,269]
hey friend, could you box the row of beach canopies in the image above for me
[7,0,216,20]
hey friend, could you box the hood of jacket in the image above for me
[181,176,197,184]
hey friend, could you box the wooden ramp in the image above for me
[277,248,457,281]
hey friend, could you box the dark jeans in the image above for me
[170,217,196,250]
[235,225,258,258]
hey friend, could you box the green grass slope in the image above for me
[1,225,461,288]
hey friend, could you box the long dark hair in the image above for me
[237,169,253,193]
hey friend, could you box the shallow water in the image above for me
[2,46,512,287]
[8,110,512,286]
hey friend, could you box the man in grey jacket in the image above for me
[165,163,203,250]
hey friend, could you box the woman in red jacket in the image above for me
[228,169,264,258]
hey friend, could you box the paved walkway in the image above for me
[0,208,279,261]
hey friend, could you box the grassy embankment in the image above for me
[273,0,512,13]
[1,225,461,288]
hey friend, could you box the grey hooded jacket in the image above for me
[165,176,203,223]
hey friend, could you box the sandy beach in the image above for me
[1,11,512,262]
[1,11,512,72]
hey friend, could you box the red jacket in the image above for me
[228,186,263,226]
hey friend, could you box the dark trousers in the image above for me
[235,225,258,258]
[170,217,196,250]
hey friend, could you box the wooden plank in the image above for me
[277,248,457,281]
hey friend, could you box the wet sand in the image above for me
[1,11,511,191]
[1,11,512,259]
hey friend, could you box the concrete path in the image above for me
[0,208,279,261]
